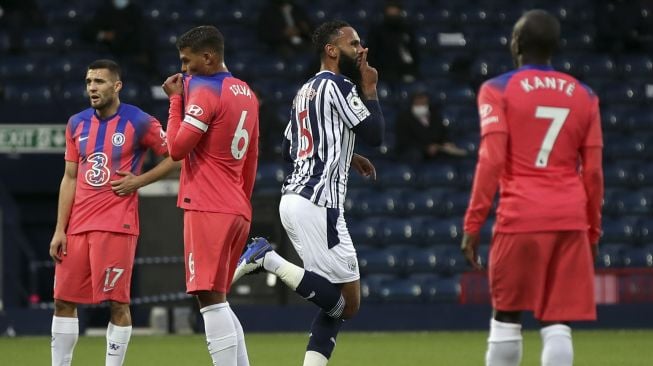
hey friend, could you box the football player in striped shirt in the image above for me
[49,59,178,366]
[233,20,384,366]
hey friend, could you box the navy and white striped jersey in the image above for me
[282,71,371,209]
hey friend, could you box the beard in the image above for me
[338,52,362,86]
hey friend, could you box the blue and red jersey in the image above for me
[166,72,259,221]
[64,103,167,235]
[464,65,603,239]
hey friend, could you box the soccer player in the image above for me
[233,20,384,366]
[49,59,178,366]
[461,10,603,366]
[162,25,259,366]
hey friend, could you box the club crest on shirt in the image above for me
[479,104,493,118]
[112,132,125,146]
[187,104,204,117]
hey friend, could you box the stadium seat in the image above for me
[3,83,54,105]
[377,279,422,303]
[471,53,513,79]
[578,54,616,77]
[601,106,632,133]
[622,246,653,268]
[358,246,406,274]
[380,218,421,244]
[595,244,625,268]
[360,273,395,302]
[419,275,461,303]
[404,247,443,273]
[418,163,459,187]
[603,162,633,187]
[403,188,445,216]
[620,55,653,77]
[378,163,417,188]
[420,218,461,245]
[349,217,384,245]
[440,191,470,216]
[633,163,653,188]
[601,217,638,245]
[601,82,644,105]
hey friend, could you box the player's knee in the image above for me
[54,299,77,317]
[494,310,521,324]
[341,297,360,320]
[109,301,131,323]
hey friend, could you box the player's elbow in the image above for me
[168,148,185,161]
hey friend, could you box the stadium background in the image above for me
[1,0,652,339]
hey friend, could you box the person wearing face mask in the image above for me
[81,0,158,79]
[395,90,468,161]
[367,0,419,84]
[257,0,314,58]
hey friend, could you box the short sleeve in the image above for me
[329,79,371,129]
[64,118,78,162]
[478,82,508,137]
[140,116,168,156]
[582,95,603,147]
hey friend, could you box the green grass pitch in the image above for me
[2,330,652,365]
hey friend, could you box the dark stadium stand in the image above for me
[1,0,653,325]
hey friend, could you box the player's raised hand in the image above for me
[461,231,483,270]
[162,73,184,97]
[110,170,142,196]
[351,153,376,180]
[358,48,378,95]
[49,230,67,263]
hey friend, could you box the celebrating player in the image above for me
[162,25,259,366]
[461,10,604,366]
[49,59,178,366]
[232,20,384,366]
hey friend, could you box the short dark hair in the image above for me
[517,9,560,60]
[312,20,351,57]
[176,25,224,55]
[87,59,121,80]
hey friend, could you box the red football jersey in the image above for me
[172,73,259,220]
[472,65,602,233]
[64,103,168,235]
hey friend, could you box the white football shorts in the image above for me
[279,193,360,284]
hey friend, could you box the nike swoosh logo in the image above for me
[304,291,316,300]
[102,287,113,292]
[79,136,89,141]
[189,275,195,282]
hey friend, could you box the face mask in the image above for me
[113,0,130,10]
[411,105,429,119]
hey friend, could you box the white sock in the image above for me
[201,303,237,366]
[227,304,250,366]
[486,319,522,366]
[263,251,305,290]
[541,324,573,366]
[106,322,132,366]
[303,350,329,366]
[51,316,79,366]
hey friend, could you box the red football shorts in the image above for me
[489,231,596,321]
[54,231,137,304]
[183,211,250,294]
